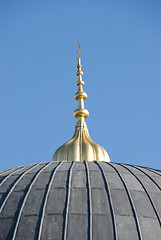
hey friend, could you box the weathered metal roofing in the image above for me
[0,161,161,240]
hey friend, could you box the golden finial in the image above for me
[77,41,81,59]
[73,42,89,120]
[52,43,110,162]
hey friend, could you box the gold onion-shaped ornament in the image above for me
[52,44,110,162]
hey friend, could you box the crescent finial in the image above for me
[77,41,81,59]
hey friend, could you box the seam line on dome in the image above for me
[96,162,118,240]
[108,163,143,240]
[37,161,63,240]
[0,166,27,188]
[0,163,39,215]
[63,161,75,240]
[12,162,52,240]
[84,161,92,240]
[0,164,38,188]
[0,165,27,178]
[122,164,161,226]
[146,168,161,176]
[134,166,161,189]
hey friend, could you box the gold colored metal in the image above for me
[73,55,89,119]
[52,43,110,162]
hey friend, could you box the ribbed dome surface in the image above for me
[0,161,161,240]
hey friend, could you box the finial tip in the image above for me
[77,41,81,59]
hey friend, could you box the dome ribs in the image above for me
[119,164,161,227]
[0,162,161,240]
[37,161,63,240]
[96,162,117,240]
[0,166,25,175]
[84,161,92,240]
[133,166,161,190]
[0,166,26,184]
[0,163,39,215]
[61,162,75,240]
[108,163,143,240]
[11,162,51,240]
[142,167,161,177]
[0,166,27,188]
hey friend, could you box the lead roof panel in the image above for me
[0,161,161,240]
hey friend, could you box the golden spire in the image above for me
[52,43,110,162]
[73,43,89,120]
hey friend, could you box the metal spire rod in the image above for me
[73,42,89,120]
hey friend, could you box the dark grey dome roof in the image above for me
[0,161,161,240]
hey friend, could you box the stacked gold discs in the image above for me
[73,57,89,119]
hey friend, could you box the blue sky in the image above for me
[1,0,161,170]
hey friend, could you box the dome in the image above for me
[1,44,160,240]
[0,161,161,240]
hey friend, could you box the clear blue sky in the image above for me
[1,0,161,170]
